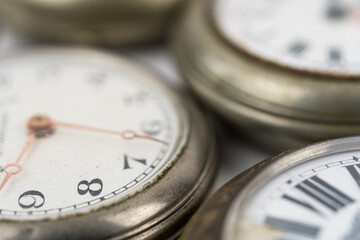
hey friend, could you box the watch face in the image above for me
[213,0,360,77]
[224,147,360,240]
[0,50,186,220]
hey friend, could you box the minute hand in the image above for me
[54,121,168,145]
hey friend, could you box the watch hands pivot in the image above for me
[27,115,55,137]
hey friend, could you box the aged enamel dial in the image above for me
[225,152,360,240]
[180,137,360,240]
[0,48,216,240]
[214,0,360,76]
[172,0,360,150]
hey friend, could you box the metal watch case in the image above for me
[171,0,360,150]
[179,136,360,240]
[0,0,184,46]
[0,48,217,240]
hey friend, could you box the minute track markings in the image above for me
[299,157,360,177]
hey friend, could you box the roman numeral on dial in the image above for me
[295,176,354,212]
[265,216,320,238]
[345,162,360,188]
[282,194,322,216]
[282,175,354,217]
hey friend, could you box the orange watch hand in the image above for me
[0,115,54,191]
[0,134,35,191]
[54,121,168,145]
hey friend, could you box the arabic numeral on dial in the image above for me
[123,92,149,106]
[77,178,103,196]
[123,154,147,170]
[141,120,162,136]
[18,190,45,209]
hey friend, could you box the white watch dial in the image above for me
[0,50,186,220]
[225,151,360,240]
[214,0,360,76]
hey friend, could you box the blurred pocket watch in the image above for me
[0,0,183,46]
[181,136,360,240]
[172,0,360,150]
[0,47,216,240]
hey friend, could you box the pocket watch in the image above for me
[181,136,360,240]
[0,0,183,46]
[172,0,360,150]
[0,47,216,240]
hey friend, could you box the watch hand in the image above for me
[54,121,168,145]
[0,134,36,191]
[0,115,54,191]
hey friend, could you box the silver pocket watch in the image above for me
[181,136,360,240]
[172,0,360,150]
[0,47,217,240]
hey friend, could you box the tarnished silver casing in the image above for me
[0,48,217,240]
[0,0,184,46]
[172,0,360,150]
